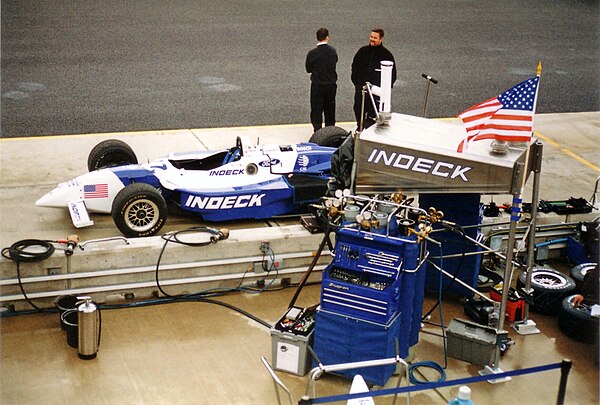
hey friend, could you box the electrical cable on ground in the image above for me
[408,360,447,385]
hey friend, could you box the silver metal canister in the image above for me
[77,296,100,360]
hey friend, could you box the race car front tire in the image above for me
[112,183,167,237]
[88,139,138,171]
[309,126,350,148]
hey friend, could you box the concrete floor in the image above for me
[0,282,598,404]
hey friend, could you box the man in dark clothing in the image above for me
[306,28,338,133]
[351,28,397,129]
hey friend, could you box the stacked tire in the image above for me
[570,263,597,291]
[558,294,598,343]
[559,262,599,343]
[517,267,576,315]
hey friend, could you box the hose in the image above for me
[151,226,273,328]
[422,222,468,320]
[287,221,333,309]
[2,231,275,329]
[99,293,273,329]
[2,239,55,262]
[155,227,227,298]
[1,239,56,311]
[408,361,446,384]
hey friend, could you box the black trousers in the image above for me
[353,85,378,129]
[310,83,337,132]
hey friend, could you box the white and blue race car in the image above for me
[36,128,348,237]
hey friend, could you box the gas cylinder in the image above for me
[343,204,360,226]
[77,296,100,360]
[377,203,399,236]
[372,211,389,235]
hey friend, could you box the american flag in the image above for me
[83,184,109,198]
[456,75,540,152]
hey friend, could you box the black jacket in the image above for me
[306,44,338,85]
[351,44,396,87]
[327,134,354,195]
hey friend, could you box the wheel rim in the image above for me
[124,198,160,232]
[532,270,567,289]
[565,295,593,315]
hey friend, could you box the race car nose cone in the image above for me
[35,185,79,208]
[35,189,62,208]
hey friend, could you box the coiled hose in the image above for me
[2,239,56,311]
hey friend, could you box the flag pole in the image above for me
[509,61,543,283]
[519,61,542,193]
[489,63,544,376]
[512,61,544,335]
[506,63,542,288]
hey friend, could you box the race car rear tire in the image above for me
[88,139,138,171]
[517,267,576,315]
[309,126,350,148]
[558,295,599,343]
[112,183,167,237]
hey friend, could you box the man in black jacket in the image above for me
[351,28,397,129]
[306,28,338,133]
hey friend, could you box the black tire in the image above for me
[88,139,138,171]
[570,262,598,291]
[111,183,167,237]
[517,267,576,315]
[309,126,350,148]
[558,295,599,343]
[477,266,503,292]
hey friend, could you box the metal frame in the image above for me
[351,125,545,376]
[261,356,294,405]
[306,355,411,405]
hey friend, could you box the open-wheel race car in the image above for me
[36,127,349,237]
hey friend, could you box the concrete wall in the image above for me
[0,225,332,311]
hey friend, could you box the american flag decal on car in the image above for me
[83,184,109,198]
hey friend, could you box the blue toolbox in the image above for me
[320,228,419,324]
[313,308,401,386]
